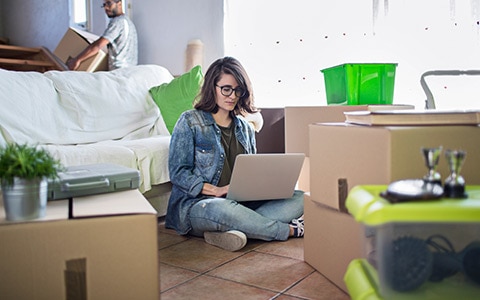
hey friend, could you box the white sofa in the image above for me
[0,65,175,215]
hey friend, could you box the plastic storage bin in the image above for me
[321,63,397,105]
[344,259,382,300]
[345,185,480,300]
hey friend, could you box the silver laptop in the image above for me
[226,153,305,202]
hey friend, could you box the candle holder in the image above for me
[444,149,467,198]
[422,146,443,185]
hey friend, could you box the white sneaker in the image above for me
[289,214,305,238]
[204,230,247,252]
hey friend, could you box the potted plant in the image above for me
[0,143,63,221]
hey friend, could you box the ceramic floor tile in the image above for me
[207,251,314,292]
[159,238,245,272]
[274,294,309,300]
[159,262,200,292]
[284,271,349,300]
[242,238,270,251]
[161,275,277,300]
[158,220,267,250]
[157,220,353,299]
[255,238,305,260]
[158,230,189,250]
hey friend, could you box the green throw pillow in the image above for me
[149,65,203,134]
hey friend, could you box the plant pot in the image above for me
[1,177,47,221]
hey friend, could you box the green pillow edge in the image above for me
[149,65,203,134]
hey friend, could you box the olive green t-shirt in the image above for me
[218,122,245,187]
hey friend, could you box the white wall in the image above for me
[0,1,4,37]
[225,0,480,109]
[131,0,224,75]
[1,0,69,50]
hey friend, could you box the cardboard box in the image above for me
[54,27,107,72]
[285,106,373,192]
[309,123,480,211]
[285,105,415,156]
[285,105,412,192]
[285,106,375,156]
[0,190,159,300]
[303,192,364,293]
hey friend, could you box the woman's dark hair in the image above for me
[194,56,258,117]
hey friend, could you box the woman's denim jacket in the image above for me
[165,109,257,234]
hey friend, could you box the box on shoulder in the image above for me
[309,123,480,211]
[54,27,107,72]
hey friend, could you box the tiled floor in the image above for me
[157,219,350,300]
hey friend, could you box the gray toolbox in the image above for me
[48,163,140,200]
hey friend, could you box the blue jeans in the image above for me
[189,190,304,241]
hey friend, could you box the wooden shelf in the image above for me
[0,44,67,72]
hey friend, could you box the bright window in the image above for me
[70,0,88,30]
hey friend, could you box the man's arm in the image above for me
[66,37,109,70]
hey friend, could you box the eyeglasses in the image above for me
[101,0,119,8]
[216,85,246,98]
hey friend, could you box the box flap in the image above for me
[72,189,157,218]
[69,27,101,44]
[0,197,69,224]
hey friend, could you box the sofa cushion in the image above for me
[44,65,173,144]
[97,136,171,191]
[149,65,203,134]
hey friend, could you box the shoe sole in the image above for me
[204,230,247,252]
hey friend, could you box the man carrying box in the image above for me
[67,0,138,71]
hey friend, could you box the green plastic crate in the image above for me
[321,63,397,105]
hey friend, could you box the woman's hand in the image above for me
[202,183,229,197]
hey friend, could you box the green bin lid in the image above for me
[346,185,480,225]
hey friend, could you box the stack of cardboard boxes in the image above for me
[285,105,372,292]
[285,106,480,292]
